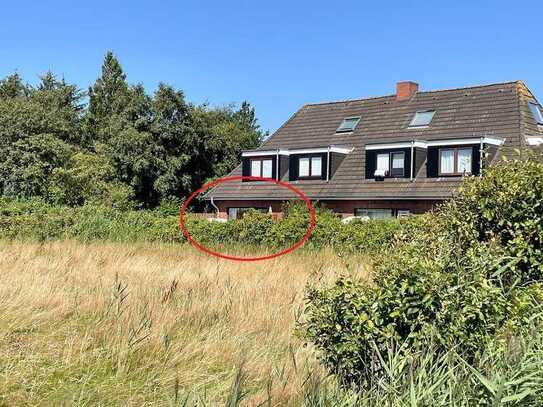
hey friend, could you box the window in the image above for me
[457,148,472,173]
[355,208,393,219]
[336,117,360,132]
[376,153,390,174]
[298,155,322,178]
[375,151,405,177]
[391,152,405,177]
[299,157,310,177]
[228,207,267,220]
[311,156,322,176]
[409,110,435,127]
[262,159,273,178]
[251,160,261,177]
[439,147,472,176]
[250,158,273,178]
[529,102,543,125]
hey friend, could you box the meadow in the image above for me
[2,157,543,406]
[0,241,368,406]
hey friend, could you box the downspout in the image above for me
[210,196,219,218]
[326,145,331,182]
[276,148,280,180]
[479,136,484,176]
[410,140,415,181]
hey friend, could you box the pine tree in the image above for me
[0,72,29,99]
[88,51,130,123]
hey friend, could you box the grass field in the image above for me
[0,241,370,406]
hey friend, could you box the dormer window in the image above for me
[250,158,273,178]
[409,110,435,127]
[336,117,360,133]
[299,155,322,178]
[376,153,390,176]
[439,147,472,176]
[529,102,543,125]
[375,151,405,177]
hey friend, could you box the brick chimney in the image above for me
[396,81,419,101]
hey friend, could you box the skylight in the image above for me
[336,117,360,132]
[529,102,543,125]
[409,110,435,127]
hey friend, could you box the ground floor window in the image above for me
[355,208,394,219]
[227,207,267,220]
[354,208,411,219]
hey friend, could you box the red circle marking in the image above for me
[179,176,316,262]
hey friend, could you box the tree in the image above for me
[88,51,130,124]
[0,72,29,98]
[0,72,84,199]
[0,53,266,208]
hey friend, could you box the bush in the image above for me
[301,324,543,405]
[337,217,403,255]
[443,157,543,284]
[0,198,183,243]
[302,154,543,387]
[0,197,403,256]
[266,203,343,250]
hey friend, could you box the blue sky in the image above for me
[1,1,542,133]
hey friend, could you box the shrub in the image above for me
[443,157,543,284]
[0,197,404,256]
[337,217,403,255]
[266,203,342,250]
[0,198,183,243]
[231,209,274,246]
[302,154,543,387]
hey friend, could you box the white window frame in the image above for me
[299,157,310,177]
[355,208,394,219]
[376,153,390,174]
[375,151,405,177]
[250,158,273,178]
[298,155,322,178]
[311,156,322,176]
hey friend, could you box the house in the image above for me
[206,81,543,220]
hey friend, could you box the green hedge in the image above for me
[0,199,183,243]
[0,198,404,255]
[302,154,543,387]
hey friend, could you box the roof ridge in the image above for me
[304,94,394,107]
[303,80,522,107]
[416,80,521,95]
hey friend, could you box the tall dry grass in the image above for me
[0,241,370,406]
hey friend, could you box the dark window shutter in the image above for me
[405,150,411,179]
[427,147,439,178]
[365,151,376,179]
[272,157,277,179]
[289,156,299,181]
[320,153,327,180]
[242,158,250,181]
